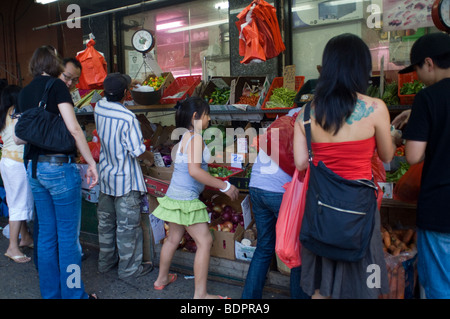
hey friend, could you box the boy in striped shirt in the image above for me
[94,73,154,279]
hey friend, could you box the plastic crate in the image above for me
[160,75,202,104]
[398,71,419,105]
[261,76,305,118]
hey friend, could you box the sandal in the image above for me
[154,273,177,290]
[88,293,98,299]
[4,253,31,264]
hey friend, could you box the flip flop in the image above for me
[218,295,231,299]
[4,253,31,263]
[154,273,177,290]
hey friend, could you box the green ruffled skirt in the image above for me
[152,196,209,226]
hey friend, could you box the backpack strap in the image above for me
[303,102,313,162]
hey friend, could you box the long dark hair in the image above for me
[0,85,22,131]
[175,97,210,133]
[314,33,372,135]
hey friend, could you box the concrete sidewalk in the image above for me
[0,217,289,299]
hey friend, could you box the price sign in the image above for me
[283,65,296,91]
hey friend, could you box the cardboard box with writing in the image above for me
[202,189,253,260]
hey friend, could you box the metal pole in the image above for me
[32,0,158,31]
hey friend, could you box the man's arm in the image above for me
[405,140,426,165]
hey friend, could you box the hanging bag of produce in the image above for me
[275,167,309,268]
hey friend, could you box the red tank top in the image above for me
[311,136,376,180]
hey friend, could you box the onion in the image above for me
[184,240,197,252]
[223,205,233,215]
[211,211,221,221]
[222,211,232,221]
[231,213,241,224]
[212,205,223,213]
[222,221,233,229]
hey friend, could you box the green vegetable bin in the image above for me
[261,76,305,118]
[398,71,418,105]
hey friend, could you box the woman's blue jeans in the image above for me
[242,187,309,299]
[27,161,88,299]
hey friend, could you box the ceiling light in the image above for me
[215,2,229,10]
[35,0,59,4]
[167,18,228,33]
[156,21,184,31]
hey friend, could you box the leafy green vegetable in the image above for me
[382,81,399,106]
[265,87,297,108]
[386,161,410,182]
[205,88,230,105]
[400,80,424,95]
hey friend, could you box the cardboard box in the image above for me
[202,189,253,260]
[146,165,174,181]
[201,76,237,105]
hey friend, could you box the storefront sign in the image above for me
[292,0,364,28]
[383,0,435,31]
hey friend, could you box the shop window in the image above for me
[291,0,440,83]
[121,0,230,82]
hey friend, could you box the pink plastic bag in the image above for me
[275,167,309,268]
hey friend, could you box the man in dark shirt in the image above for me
[397,32,450,299]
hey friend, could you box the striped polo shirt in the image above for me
[94,98,147,196]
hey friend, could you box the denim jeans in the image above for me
[27,161,88,299]
[242,187,309,299]
[417,228,450,299]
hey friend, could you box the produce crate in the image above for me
[233,76,267,107]
[131,72,174,105]
[261,76,305,118]
[201,76,237,105]
[160,75,202,104]
[397,71,418,105]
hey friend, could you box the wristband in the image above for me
[220,181,231,193]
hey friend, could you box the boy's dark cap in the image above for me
[103,73,131,95]
[399,32,450,74]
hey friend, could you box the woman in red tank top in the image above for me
[293,33,397,299]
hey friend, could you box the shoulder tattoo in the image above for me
[295,107,314,124]
[346,99,375,124]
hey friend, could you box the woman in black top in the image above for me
[17,45,98,299]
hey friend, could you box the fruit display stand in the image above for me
[74,76,418,298]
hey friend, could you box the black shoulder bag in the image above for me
[14,77,76,153]
[299,102,378,262]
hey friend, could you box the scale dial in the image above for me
[432,0,450,33]
[131,29,155,53]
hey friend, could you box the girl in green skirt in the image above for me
[152,97,239,298]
